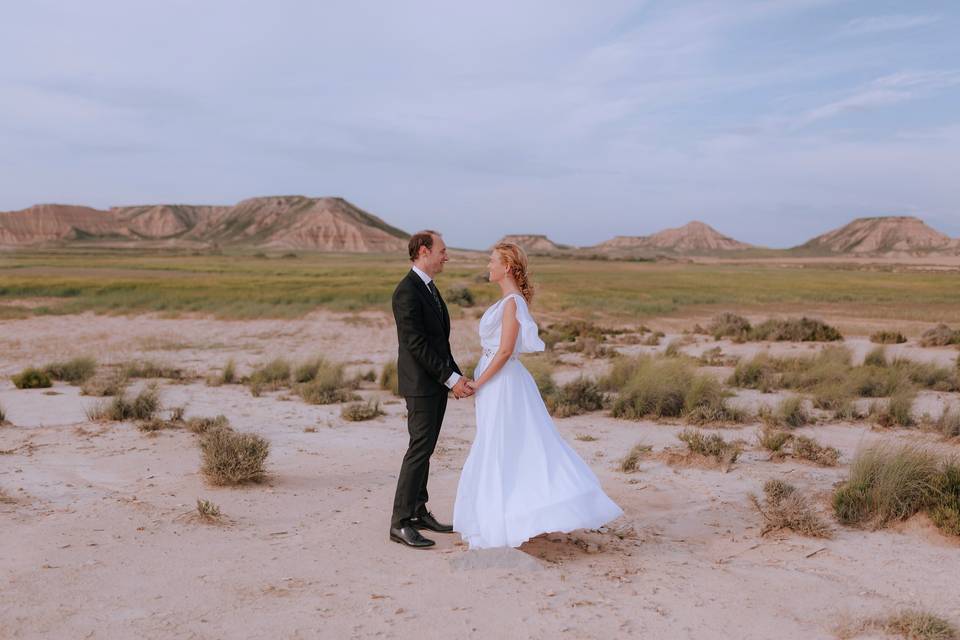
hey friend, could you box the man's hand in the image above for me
[452,377,475,399]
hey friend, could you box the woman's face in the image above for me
[487,251,508,283]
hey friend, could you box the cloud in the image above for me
[840,14,940,37]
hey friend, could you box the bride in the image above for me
[453,242,623,549]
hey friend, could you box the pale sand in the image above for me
[2,312,960,639]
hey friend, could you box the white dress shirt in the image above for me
[411,265,461,389]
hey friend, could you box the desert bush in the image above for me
[379,361,399,396]
[208,358,237,386]
[750,479,832,538]
[445,286,475,307]
[81,370,128,396]
[248,358,292,395]
[186,414,231,435]
[832,444,940,528]
[0,402,7,425]
[138,417,179,432]
[871,388,917,427]
[358,369,377,382]
[791,435,840,466]
[663,339,684,358]
[728,353,781,392]
[121,360,187,380]
[600,355,645,391]
[748,317,842,342]
[200,429,269,485]
[677,429,741,466]
[619,443,652,473]
[892,358,958,392]
[641,331,664,346]
[87,386,161,422]
[43,356,97,384]
[698,346,739,367]
[848,365,905,398]
[683,375,746,424]
[341,400,385,422]
[11,367,52,389]
[707,312,751,341]
[540,321,612,349]
[919,324,960,347]
[547,377,604,418]
[863,346,888,368]
[870,330,907,345]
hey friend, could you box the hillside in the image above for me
[796,216,958,256]
[590,221,753,256]
[496,234,568,254]
[0,197,409,251]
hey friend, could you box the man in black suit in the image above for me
[389,229,474,548]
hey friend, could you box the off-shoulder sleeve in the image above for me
[509,294,545,353]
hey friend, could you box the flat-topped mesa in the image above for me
[0,196,410,251]
[798,215,958,255]
[592,221,753,254]
[496,234,566,253]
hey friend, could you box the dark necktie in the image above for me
[427,281,442,312]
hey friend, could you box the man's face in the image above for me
[421,234,448,275]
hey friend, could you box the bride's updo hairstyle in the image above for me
[493,242,535,304]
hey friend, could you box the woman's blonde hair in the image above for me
[493,242,535,304]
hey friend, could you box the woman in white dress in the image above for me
[452,242,623,549]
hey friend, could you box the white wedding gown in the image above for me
[452,293,623,549]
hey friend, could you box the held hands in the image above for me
[452,377,476,399]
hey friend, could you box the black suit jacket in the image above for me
[392,269,461,397]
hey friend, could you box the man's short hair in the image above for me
[408,229,441,261]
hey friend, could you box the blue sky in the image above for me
[1,0,958,249]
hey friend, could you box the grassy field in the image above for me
[1,248,960,324]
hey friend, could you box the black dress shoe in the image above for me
[390,524,435,548]
[409,511,454,533]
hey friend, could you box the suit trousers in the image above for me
[391,393,448,528]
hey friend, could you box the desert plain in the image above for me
[2,250,960,640]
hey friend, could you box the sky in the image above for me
[1,0,958,249]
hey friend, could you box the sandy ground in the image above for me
[2,311,960,640]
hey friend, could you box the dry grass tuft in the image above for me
[750,479,832,538]
[870,388,917,427]
[341,400,385,422]
[523,356,557,397]
[833,443,941,529]
[186,414,231,435]
[247,358,292,395]
[207,358,237,386]
[81,370,128,397]
[760,396,811,428]
[86,386,161,422]
[43,357,97,384]
[379,361,399,396]
[0,402,7,426]
[195,498,223,522]
[863,346,888,367]
[870,330,907,344]
[882,610,959,640]
[791,435,841,466]
[121,360,189,380]
[757,427,792,458]
[677,429,741,468]
[575,434,598,442]
[200,428,269,485]
[707,312,751,341]
[618,443,652,473]
[11,367,52,389]
[935,406,960,439]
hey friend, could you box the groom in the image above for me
[389,230,474,548]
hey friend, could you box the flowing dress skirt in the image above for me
[453,356,623,549]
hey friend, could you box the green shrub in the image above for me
[547,377,604,418]
[341,400,385,422]
[11,367,52,389]
[832,444,940,528]
[200,429,270,485]
[43,357,97,384]
[379,361,399,396]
